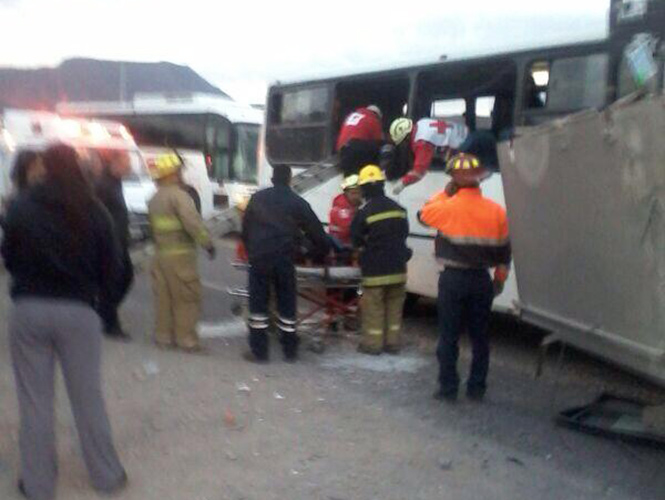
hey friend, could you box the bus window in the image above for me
[280,87,329,124]
[231,124,260,184]
[206,118,231,183]
[548,54,608,111]
[525,62,550,109]
[431,98,466,120]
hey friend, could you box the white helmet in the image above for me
[366,105,382,118]
[390,118,413,145]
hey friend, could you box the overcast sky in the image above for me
[0,0,611,104]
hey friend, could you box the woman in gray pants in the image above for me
[1,144,127,500]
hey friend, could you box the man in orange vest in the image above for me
[418,153,511,402]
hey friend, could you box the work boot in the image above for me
[243,351,269,364]
[433,388,458,403]
[357,344,381,356]
[466,386,486,402]
[96,470,128,496]
[384,345,401,355]
[281,332,301,362]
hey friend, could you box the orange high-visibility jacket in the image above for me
[418,187,511,282]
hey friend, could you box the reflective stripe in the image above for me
[151,216,183,233]
[156,243,197,256]
[278,317,297,325]
[196,230,211,246]
[278,325,296,333]
[367,329,383,336]
[363,273,407,287]
[438,232,510,247]
[249,315,269,321]
[389,325,401,331]
[366,210,406,225]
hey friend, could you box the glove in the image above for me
[392,181,406,196]
[445,180,459,197]
[206,244,217,261]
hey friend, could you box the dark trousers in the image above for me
[437,268,494,395]
[339,140,381,177]
[248,256,298,359]
[98,247,134,333]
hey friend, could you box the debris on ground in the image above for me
[274,392,285,400]
[236,382,251,393]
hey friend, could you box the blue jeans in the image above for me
[437,268,494,395]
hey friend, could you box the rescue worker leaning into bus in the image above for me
[336,105,385,177]
[329,174,363,251]
[147,153,216,353]
[351,165,411,355]
[388,117,468,195]
[418,153,511,402]
[242,165,330,363]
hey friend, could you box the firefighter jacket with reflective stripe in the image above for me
[148,184,211,256]
[351,194,411,286]
[418,187,511,282]
[241,185,330,263]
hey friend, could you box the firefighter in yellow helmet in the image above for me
[351,165,412,355]
[147,152,216,353]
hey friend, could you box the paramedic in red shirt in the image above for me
[336,105,384,177]
[389,117,468,195]
[328,174,362,249]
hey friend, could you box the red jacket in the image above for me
[336,108,383,151]
[328,193,357,246]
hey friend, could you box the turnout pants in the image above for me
[248,256,298,360]
[151,252,202,349]
[437,268,494,396]
[360,283,406,353]
[9,299,125,500]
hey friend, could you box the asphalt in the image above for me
[0,241,664,500]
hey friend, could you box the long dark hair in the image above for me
[11,150,41,191]
[42,143,96,236]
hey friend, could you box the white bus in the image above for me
[58,92,264,219]
[262,30,629,312]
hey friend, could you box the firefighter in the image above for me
[351,165,411,355]
[147,153,216,353]
[336,105,384,177]
[418,153,511,402]
[329,174,362,250]
[242,165,330,363]
[388,117,468,195]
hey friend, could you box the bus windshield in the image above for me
[232,123,259,184]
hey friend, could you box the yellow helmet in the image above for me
[358,164,386,186]
[341,174,359,190]
[147,153,183,180]
[389,118,413,145]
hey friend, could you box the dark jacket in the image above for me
[351,193,411,286]
[0,185,124,307]
[95,170,130,248]
[242,185,330,263]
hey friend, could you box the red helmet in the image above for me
[445,153,489,183]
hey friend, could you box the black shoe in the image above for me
[433,389,458,402]
[104,326,132,343]
[466,387,486,402]
[97,470,128,495]
[18,479,27,498]
[243,351,269,364]
[357,344,381,356]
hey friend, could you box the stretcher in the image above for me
[228,262,362,331]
